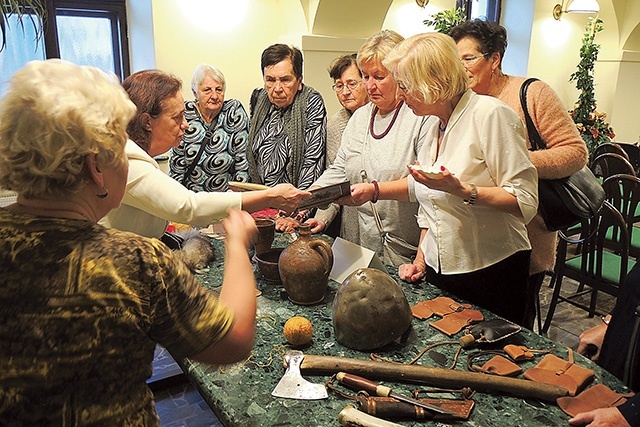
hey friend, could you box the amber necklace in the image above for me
[369,100,404,140]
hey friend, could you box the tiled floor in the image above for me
[152,269,617,426]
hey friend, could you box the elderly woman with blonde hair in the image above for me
[348,33,538,325]
[305,30,433,266]
[169,64,250,192]
[0,59,259,425]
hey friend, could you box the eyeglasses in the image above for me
[332,80,362,92]
[264,76,297,88]
[396,81,408,93]
[460,53,490,67]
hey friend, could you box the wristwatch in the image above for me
[463,183,478,206]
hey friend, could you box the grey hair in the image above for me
[191,64,226,94]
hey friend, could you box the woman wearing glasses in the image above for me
[348,32,538,325]
[326,53,369,165]
[247,44,327,191]
[316,53,369,238]
[450,20,588,329]
[306,30,434,266]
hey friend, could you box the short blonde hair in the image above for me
[0,59,135,198]
[383,32,468,104]
[357,30,404,68]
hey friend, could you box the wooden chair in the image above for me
[602,174,640,259]
[541,201,631,334]
[617,142,640,175]
[590,153,636,182]
[593,142,631,162]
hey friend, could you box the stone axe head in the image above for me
[271,350,328,400]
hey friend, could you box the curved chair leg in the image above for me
[541,271,564,334]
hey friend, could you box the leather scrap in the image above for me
[557,384,631,417]
[478,355,523,377]
[523,350,594,396]
[504,344,535,362]
[430,309,484,336]
[411,296,471,320]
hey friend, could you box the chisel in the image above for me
[336,372,458,417]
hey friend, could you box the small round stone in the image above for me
[283,316,313,346]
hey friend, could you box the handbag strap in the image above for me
[359,170,385,236]
[519,78,546,151]
[182,126,214,186]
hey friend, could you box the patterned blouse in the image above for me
[170,99,249,192]
[250,89,326,190]
[0,208,233,425]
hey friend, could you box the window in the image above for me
[456,0,501,22]
[1,0,129,95]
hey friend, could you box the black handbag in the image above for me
[519,78,605,239]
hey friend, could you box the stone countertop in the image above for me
[178,232,628,427]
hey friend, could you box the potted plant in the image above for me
[568,17,615,157]
[423,7,465,35]
[1,0,47,52]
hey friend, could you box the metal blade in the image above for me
[271,351,328,400]
[389,391,458,417]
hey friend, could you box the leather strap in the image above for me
[181,126,214,186]
[519,78,545,151]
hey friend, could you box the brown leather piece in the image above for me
[504,344,535,362]
[355,395,474,420]
[411,297,471,320]
[523,353,594,396]
[478,355,523,377]
[557,384,630,417]
[430,309,484,336]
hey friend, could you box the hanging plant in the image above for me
[568,17,615,157]
[423,8,465,35]
[0,0,47,52]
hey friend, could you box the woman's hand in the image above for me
[409,164,462,195]
[223,209,257,248]
[269,184,313,214]
[398,263,425,283]
[304,218,325,234]
[577,322,608,361]
[275,216,300,233]
[569,407,630,427]
[339,183,375,206]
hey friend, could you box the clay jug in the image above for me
[278,224,334,305]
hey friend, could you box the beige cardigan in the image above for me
[497,76,588,274]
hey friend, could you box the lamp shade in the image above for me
[566,0,600,14]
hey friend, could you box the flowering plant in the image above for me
[568,18,615,156]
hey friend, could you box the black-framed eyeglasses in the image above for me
[460,53,490,67]
[332,80,362,92]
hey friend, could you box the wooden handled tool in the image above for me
[292,353,569,402]
[336,372,457,417]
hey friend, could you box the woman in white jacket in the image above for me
[101,69,310,243]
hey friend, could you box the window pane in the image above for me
[471,0,490,19]
[56,14,115,75]
[0,14,45,97]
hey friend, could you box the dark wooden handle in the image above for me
[337,372,385,396]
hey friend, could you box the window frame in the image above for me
[41,0,129,79]
[456,0,502,23]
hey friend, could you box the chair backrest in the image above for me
[590,153,636,181]
[573,201,630,292]
[602,174,640,240]
[593,142,631,161]
[617,142,640,173]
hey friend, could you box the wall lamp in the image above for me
[553,0,600,20]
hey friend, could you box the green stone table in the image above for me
[179,232,629,427]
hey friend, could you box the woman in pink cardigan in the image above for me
[450,20,589,330]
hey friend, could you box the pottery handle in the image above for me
[310,240,334,276]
